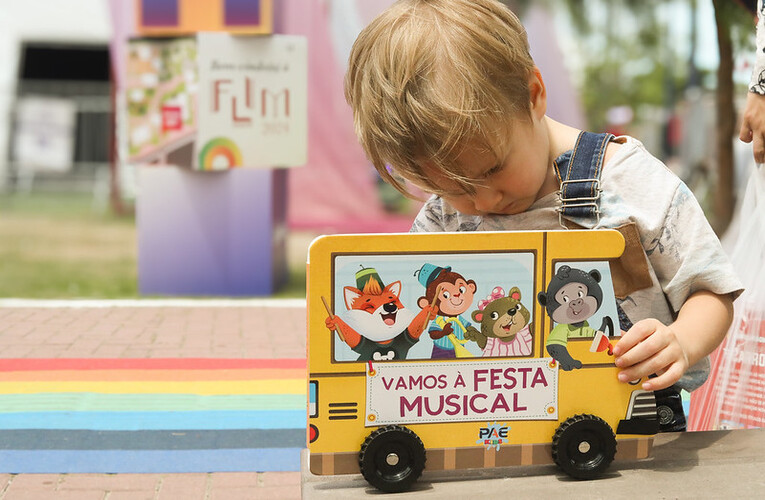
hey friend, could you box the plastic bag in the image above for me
[689,166,765,430]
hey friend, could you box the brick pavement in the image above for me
[0,299,307,500]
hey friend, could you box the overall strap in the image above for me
[553,131,614,226]
[554,132,633,333]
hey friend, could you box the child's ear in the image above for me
[529,66,547,119]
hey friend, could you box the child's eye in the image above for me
[483,164,503,178]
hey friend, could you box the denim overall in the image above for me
[553,131,686,432]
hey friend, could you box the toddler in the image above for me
[344,0,742,394]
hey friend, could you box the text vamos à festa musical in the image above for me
[380,367,550,418]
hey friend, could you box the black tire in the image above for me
[359,425,426,493]
[552,414,616,479]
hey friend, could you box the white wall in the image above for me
[0,0,112,191]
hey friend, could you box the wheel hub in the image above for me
[386,453,400,466]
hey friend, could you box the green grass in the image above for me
[0,193,139,298]
[0,193,307,299]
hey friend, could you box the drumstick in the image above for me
[321,296,346,343]
[429,284,441,313]
[421,284,441,335]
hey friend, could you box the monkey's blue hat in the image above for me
[415,263,451,288]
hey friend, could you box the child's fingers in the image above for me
[612,319,658,357]
[617,346,674,383]
[614,329,669,369]
[641,362,685,391]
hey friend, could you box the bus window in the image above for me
[540,261,621,369]
[324,251,537,363]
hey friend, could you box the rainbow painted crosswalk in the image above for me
[0,358,306,473]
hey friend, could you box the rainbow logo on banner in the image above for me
[0,358,306,473]
[197,137,243,170]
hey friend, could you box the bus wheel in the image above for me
[552,414,616,479]
[359,425,426,493]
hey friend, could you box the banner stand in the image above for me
[137,165,287,296]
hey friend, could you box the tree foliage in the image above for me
[511,0,754,134]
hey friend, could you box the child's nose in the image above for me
[472,186,502,212]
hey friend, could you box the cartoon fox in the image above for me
[325,267,435,361]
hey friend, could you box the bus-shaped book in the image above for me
[306,230,658,492]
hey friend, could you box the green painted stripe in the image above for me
[0,393,306,413]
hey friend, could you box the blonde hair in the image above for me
[345,0,536,196]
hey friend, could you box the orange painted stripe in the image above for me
[0,368,305,382]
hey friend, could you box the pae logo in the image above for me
[477,422,510,451]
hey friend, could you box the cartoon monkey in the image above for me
[416,263,477,359]
[537,266,614,371]
[464,286,533,357]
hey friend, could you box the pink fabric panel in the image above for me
[525,5,585,129]
[276,0,409,233]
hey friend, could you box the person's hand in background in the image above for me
[739,91,765,163]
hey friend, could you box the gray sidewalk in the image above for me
[0,299,307,500]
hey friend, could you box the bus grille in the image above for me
[626,390,657,419]
[328,402,358,420]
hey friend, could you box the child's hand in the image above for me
[612,318,690,391]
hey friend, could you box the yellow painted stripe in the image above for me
[0,379,306,396]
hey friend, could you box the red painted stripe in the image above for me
[0,358,306,372]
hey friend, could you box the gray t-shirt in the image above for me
[412,136,743,391]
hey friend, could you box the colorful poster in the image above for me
[136,0,272,36]
[126,38,198,164]
[195,33,307,170]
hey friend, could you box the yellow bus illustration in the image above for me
[307,230,658,492]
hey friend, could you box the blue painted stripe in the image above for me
[0,410,306,431]
[0,448,302,473]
